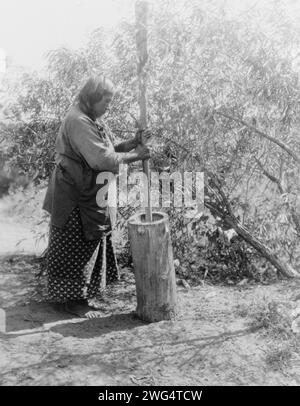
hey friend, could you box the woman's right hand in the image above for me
[134,143,151,160]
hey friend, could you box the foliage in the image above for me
[239,296,300,370]
[167,208,275,284]
[1,0,300,282]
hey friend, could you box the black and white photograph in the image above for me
[0,0,300,389]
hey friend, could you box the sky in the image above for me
[0,0,136,71]
[0,0,300,72]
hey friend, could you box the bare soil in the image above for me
[1,253,300,386]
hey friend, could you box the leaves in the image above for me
[1,0,299,276]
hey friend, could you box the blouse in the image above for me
[43,103,123,240]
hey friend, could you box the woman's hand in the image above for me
[134,143,151,160]
[120,143,152,164]
[135,128,153,146]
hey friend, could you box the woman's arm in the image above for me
[119,144,150,163]
[114,129,152,153]
[67,116,150,173]
[114,138,137,153]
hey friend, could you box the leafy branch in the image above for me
[214,110,300,167]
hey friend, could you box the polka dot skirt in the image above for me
[47,207,119,302]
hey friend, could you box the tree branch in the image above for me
[159,133,300,278]
[214,110,300,166]
[254,157,300,237]
[254,156,284,194]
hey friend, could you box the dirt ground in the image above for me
[1,252,300,386]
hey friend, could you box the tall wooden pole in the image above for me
[135,0,152,222]
[129,1,178,322]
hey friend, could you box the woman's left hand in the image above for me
[135,128,153,146]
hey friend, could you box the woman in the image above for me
[43,75,151,318]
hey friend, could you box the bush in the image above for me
[2,0,300,277]
[167,209,276,285]
[0,167,30,198]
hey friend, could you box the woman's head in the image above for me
[77,75,115,119]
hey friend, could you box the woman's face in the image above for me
[93,94,113,118]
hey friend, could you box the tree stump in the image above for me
[128,211,178,322]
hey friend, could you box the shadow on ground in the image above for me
[2,301,145,338]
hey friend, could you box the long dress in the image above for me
[43,103,123,302]
[46,207,119,302]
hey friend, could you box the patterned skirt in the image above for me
[46,207,119,302]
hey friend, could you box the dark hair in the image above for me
[77,75,115,118]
